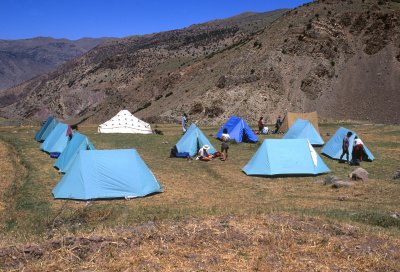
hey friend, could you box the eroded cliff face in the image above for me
[1,1,399,125]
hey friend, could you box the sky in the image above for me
[0,0,313,40]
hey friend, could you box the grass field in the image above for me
[0,123,399,270]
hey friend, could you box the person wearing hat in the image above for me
[198,144,213,161]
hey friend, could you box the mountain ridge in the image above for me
[0,0,399,125]
[0,37,113,91]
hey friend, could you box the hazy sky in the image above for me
[0,0,312,40]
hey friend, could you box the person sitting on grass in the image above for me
[198,145,213,161]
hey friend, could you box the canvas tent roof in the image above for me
[54,133,95,173]
[282,119,324,145]
[52,149,163,200]
[321,127,374,161]
[243,139,330,176]
[279,111,319,133]
[40,123,70,154]
[175,123,217,157]
[98,110,152,134]
[35,116,58,142]
[216,116,258,143]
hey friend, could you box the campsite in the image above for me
[0,0,399,270]
[0,120,399,270]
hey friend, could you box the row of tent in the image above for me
[35,116,163,201]
[173,117,374,177]
[35,111,375,200]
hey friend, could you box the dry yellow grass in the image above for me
[1,214,399,271]
[0,123,399,271]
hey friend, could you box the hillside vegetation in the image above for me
[1,0,399,125]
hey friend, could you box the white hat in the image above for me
[202,145,210,150]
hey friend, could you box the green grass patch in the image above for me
[0,123,399,238]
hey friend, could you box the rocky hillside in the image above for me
[0,37,111,91]
[1,0,399,125]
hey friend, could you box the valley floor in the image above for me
[0,123,399,271]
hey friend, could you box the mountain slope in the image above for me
[0,37,111,91]
[0,10,286,121]
[1,1,399,125]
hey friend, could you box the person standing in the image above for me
[221,128,230,161]
[339,131,353,164]
[182,113,188,133]
[258,117,265,134]
[274,115,282,134]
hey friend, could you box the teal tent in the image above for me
[52,149,163,200]
[54,133,95,173]
[283,119,324,145]
[321,127,374,161]
[216,116,258,143]
[35,116,58,142]
[243,139,330,176]
[40,123,70,154]
[175,123,217,157]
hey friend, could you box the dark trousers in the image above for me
[339,148,349,162]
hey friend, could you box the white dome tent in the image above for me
[98,110,152,134]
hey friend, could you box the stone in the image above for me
[332,181,354,188]
[349,168,369,181]
[393,170,400,180]
[324,175,342,185]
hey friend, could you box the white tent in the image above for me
[98,110,152,134]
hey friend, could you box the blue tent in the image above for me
[40,123,70,154]
[175,123,217,157]
[243,139,330,176]
[52,149,163,200]
[216,116,258,143]
[283,119,324,145]
[321,127,374,161]
[54,133,95,173]
[34,116,58,142]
